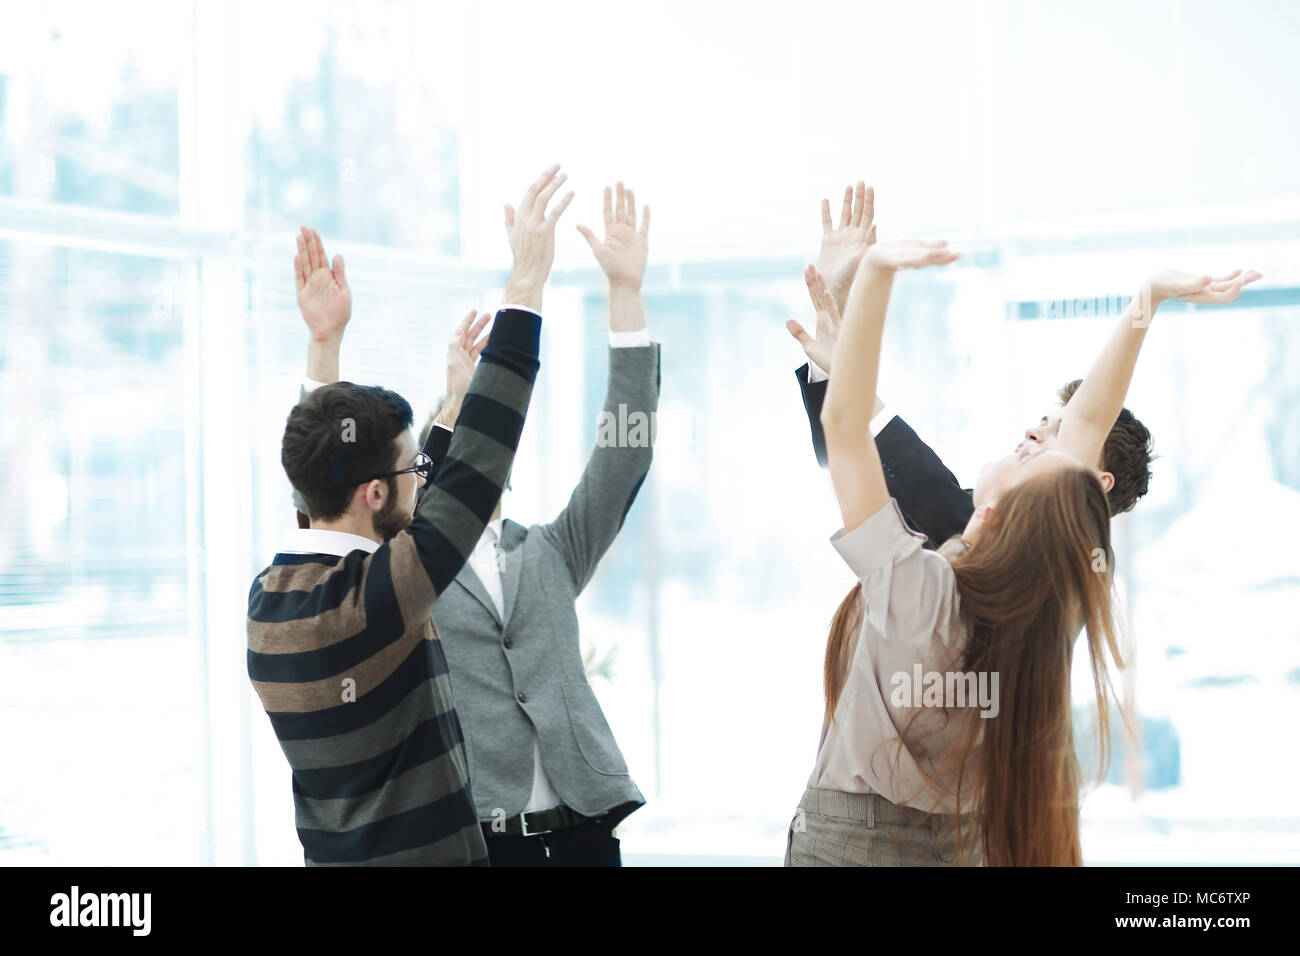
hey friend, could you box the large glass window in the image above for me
[2,0,1297,866]
[0,2,182,216]
[0,243,197,864]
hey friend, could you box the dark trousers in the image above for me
[481,816,622,867]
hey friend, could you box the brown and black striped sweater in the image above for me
[247,308,541,866]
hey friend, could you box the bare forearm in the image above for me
[433,392,463,429]
[822,266,895,437]
[503,275,543,313]
[1059,289,1156,462]
[816,236,961,530]
[807,364,886,418]
[307,334,342,384]
[608,283,647,334]
[832,283,851,319]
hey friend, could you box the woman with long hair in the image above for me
[784,237,1260,866]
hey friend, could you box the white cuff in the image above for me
[609,328,651,348]
[500,304,543,319]
[304,377,327,393]
[432,423,452,433]
[869,404,896,438]
[806,361,828,384]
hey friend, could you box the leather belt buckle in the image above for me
[519,810,549,837]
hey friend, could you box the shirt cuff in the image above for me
[500,304,543,320]
[806,361,829,384]
[609,328,651,348]
[304,377,327,393]
[432,423,452,433]
[869,404,896,438]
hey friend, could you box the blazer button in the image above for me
[504,636,513,649]
[516,691,527,704]
[884,464,897,479]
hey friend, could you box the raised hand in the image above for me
[786,266,842,373]
[503,164,576,311]
[1147,268,1263,307]
[863,238,960,272]
[577,181,649,289]
[446,309,492,397]
[295,226,351,343]
[816,182,877,309]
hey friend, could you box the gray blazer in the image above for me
[436,343,660,823]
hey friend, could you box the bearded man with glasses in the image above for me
[248,166,572,866]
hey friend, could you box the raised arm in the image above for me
[422,310,492,486]
[395,164,574,599]
[402,307,541,599]
[537,181,660,592]
[822,240,959,532]
[1057,268,1261,470]
[787,181,877,374]
[291,229,492,496]
[578,181,649,336]
[291,226,351,523]
[420,163,575,487]
[789,265,886,420]
[818,181,877,314]
[436,310,491,421]
[295,226,351,384]
[788,184,882,465]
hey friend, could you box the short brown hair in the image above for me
[1058,379,1154,514]
[282,382,414,520]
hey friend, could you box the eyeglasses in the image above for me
[354,452,433,486]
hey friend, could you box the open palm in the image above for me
[786,266,841,373]
[864,238,960,271]
[295,226,351,341]
[816,182,877,306]
[1149,268,1263,306]
[577,182,649,287]
[446,309,492,396]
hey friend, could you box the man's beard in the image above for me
[372,480,412,540]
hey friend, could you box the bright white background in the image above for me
[1,0,1298,865]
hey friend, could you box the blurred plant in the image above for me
[582,643,619,684]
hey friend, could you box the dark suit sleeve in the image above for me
[875,416,974,549]
[794,362,972,548]
[420,423,454,492]
[795,363,830,468]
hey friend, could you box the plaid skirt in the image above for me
[783,788,984,867]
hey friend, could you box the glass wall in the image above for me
[1,0,1297,865]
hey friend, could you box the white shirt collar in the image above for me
[280,527,380,557]
[279,521,502,558]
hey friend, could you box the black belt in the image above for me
[482,805,597,838]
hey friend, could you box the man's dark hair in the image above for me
[282,382,414,520]
[1058,378,1155,515]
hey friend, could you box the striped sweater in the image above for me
[247,308,542,866]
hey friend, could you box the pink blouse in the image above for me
[806,498,986,815]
